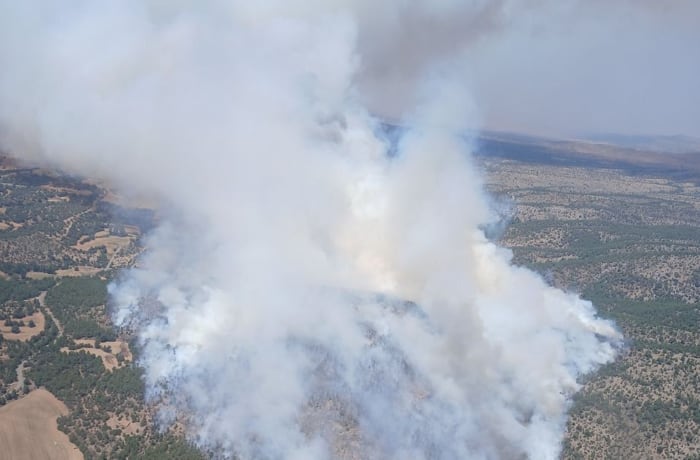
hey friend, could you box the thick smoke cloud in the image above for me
[0,1,621,459]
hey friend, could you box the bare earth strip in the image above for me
[0,389,83,460]
[38,291,64,337]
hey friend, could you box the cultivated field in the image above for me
[0,389,83,460]
[2,134,700,459]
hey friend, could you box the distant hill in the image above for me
[379,123,700,181]
[579,133,700,154]
[475,131,700,183]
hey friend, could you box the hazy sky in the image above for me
[358,0,700,138]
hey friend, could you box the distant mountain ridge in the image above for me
[578,133,700,155]
[475,131,700,182]
[379,123,700,181]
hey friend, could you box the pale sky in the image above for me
[357,1,700,138]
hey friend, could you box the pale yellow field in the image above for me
[74,234,131,254]
[0,389,83,460]
[54,267,102,277]
[0,311,45,341]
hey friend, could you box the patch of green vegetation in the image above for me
[584,286,700,334]
[31,349,104,402]
[46,277,116,340]
[0,278,55,303]
[0,166,195,458]
[120,435,207,460]
[14,275,207,459]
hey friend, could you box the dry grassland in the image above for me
[0,311,45,341]
[0,389,83,460]
[74,234,131,254]
[61,339,133,371]
[54,267,102,277]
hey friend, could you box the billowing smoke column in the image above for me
[0,1,621,459]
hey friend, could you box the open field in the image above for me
[0,310,45,341]
[61,338,132,371]
[0,388,83,460]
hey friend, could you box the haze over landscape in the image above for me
[356,1,700,139]
[0,1,697,460]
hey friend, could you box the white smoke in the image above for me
[0,1,621,459]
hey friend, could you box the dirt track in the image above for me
[0,389,83,460]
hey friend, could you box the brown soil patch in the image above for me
[74,235,131,254]
[107,415,143,435]
[123,225,141,236]
[0,221,23,230]
[0,389,83,460]
[0,311,45,341]
[55,267,102,277]
[26,271,55,280]
[102,340,133,363]
[61,347,116,370]
[39,185,92,197]
[61,340,132,371]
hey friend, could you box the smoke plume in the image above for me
[0,1,621,459]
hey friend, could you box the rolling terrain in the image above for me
[479,137,700,459]
[0,388,82,460]
[1,133,700,458]
[0,159,204,459]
